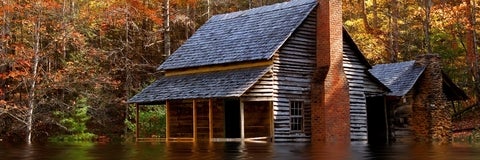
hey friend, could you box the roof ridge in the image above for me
[209,0,317,22]
[371,61,416,84]
[370,60,426,96]
[391,63,425,95]
[372,60,415,68]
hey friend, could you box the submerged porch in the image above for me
[135,98,273,142]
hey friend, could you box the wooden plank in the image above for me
[270,101,274,142]
[240,97,274,102]
[166,138,195,142]
[165,60,273,76]
[271,9,316,142]
[136,138,166,142]
[135,104,139,142]
[343,63,367,69]
[166,100,170,142]
[193,99,197,142]
[240,101,245,139]
[208,99,213,140]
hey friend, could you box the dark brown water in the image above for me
[1,142,480,160]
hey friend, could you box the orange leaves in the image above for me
[0,89,4,98]
[0,52,33,81]
[126,0,163,25]
[3,71,28,80]
[0,4,15,16]
[173,0,198,7]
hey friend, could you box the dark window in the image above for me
[290,101,303,132]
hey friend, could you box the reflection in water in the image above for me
[1,141,480,160]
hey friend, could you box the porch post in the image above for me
[166,100,170,142]
[193,99,197,142]
[135,104,139,142]
[269,101,274,142]
[240,101,245,139]
[208,99,213,141]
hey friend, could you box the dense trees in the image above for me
[0,0,478,143]
[0,0,289,143]
[343,0,479,106]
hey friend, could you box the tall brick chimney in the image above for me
[311,0,350,143]
[411,54,451,143]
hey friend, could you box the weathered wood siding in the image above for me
[211,99,225,138]
[195,100,210,139]
[271,9,316,142]
[168,100,194,138]
[342,41,385,141]
[243,101,271,138]
[242,70,274,101]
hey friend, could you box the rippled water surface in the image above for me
[1,142,479,160]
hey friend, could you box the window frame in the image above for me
[289,101,304,133]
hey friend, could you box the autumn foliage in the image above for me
[1,0,479,143]
[0,0,290,143]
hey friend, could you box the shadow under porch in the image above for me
[135,99,273,142]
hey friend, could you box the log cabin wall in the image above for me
[211,99,225,138]
[195,100,210,140]
[168,100,194,138]
[167,99,227,140]
[342,37,386,141]
[271,9,316,142]
[243,101,271,138]
[241,70,275,102]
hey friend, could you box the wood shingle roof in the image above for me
[128,67,270,104]
[369,61,425,97]
[158,0,317,70]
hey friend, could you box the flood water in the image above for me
[1,141,480,160]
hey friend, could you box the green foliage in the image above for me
[470,128,480,143]
[125,105,166,138]
[453,128,480,144]
[50,97,96,142]
[49,133,97,142]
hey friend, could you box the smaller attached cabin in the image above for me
[129,0,387,143]
[342,30,390,142]
[369,55,468,143]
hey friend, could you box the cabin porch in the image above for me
[135,99,273,142]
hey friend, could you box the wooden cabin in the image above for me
[369,54,468,143]
[128,0,388,143]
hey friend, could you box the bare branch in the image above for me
[5,111,28,125]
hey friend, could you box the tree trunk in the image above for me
[27,11,42,144]
[164,0,171,56]
[424,0,432,54]
[372,0,378,28]
[207,0,211,18]
[390,0,399,62]
[465,0,479,101]
[1,0,9,55]
[62,0,67,59]
[124,0,131,136]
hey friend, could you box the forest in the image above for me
[0,0,479,143]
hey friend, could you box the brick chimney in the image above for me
[411,54,451,143]
[311,0,350,143]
